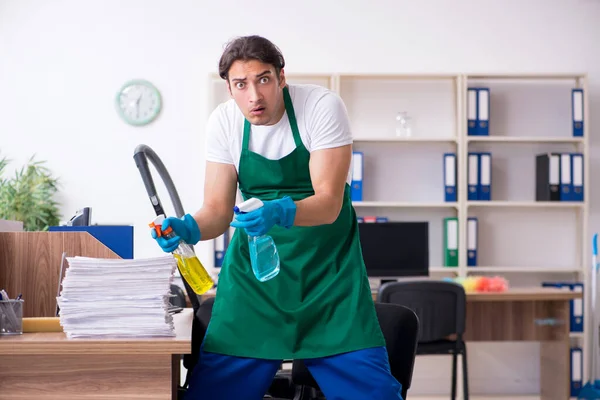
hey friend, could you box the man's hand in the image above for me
[151,214,201,252]
[230,197,296,236]
[294,144,352,226]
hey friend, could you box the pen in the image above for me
[15,294,22,301]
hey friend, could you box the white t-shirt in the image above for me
[204,83,354,184]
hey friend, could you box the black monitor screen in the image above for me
[358,222,429,277]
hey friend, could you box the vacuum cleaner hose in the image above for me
[133,144,185,218]
[133,144,201,312]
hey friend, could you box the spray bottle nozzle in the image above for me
[234,198,264,214]
[148,215,173,238]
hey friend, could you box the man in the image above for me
[152,35,403,399]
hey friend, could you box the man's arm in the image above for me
[293,144,352,226]
[192,161,238,240]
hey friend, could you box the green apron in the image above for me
[202,86,385,360]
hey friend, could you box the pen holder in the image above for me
[0,300,24,335]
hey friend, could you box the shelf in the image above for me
[467,201,584,208]
[466,136,584,144]
[339,73,459,80]
[353,201,458,209]
[431,267,458,273]
[466,266,582,273]
[466,72,586,80]
[354,137,457,143]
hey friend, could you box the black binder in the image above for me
[536,153,560,201]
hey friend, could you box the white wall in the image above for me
[1,0,599,396]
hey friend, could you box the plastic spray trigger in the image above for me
[148,215,173,238]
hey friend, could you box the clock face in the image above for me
[116,80,161,126]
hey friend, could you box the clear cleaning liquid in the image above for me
[248,235,280,282]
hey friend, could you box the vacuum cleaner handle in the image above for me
[134,150,166,217]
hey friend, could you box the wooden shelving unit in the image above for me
[206,71,591,395]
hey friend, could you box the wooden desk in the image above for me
[462,288,578,400]
[0,309,192,400]
[374,287,579,400]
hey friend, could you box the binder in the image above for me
[571,282,584,332]
[572,153,584,201]
[541,282,584,332]
[443,153,457,202]
[467,153,479,201]
[477,88,490,136]
[571,347,583,396]
[443,217,458,267]
[467,88,478,136]
[467,217,478,266]
[572,88,584,137]
[478,152,491,201]
[560,153,572,201]
[535,153,560,201]
[214,230,228,268]
[351,151,363,201]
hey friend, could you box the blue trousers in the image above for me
[185,346,403,400]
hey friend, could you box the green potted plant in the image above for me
[0,153,61,231]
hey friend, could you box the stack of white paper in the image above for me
[56,255,178,339]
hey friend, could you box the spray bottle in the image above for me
[149,215,214,295]
[234,198,280,282]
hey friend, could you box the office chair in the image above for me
[169,284,187,308]
[288,302,419,400]
[378,280,469,400]
[184,298,419,400]
[180,296,295,400]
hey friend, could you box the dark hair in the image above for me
[218,35,285,81]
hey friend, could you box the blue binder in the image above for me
[443,153,457,202]
[560,153,573,201]
[467,88,478,136]
[571,347,583,397]
[572,88,584,137]
[467,217,478,266]
[478,152,492,201]
[467,153,479,201]
[351,151,363,201]
[541,282,583,332]
[571,153,584,201]
[49,225,134,259]
[571,282,584,332]
[214,229,229,268]
[476,88,490,136]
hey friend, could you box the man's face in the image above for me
[227,59,286,126]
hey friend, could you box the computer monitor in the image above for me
[358,221,429,277]
[66,207,91,226]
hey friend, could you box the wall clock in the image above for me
[115,79,162,126]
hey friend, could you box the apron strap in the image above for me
[282,86,303,148]
[242,119,251,151]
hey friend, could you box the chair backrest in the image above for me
[292,302,419,399]
[169,284,187,308]
[377,280,466,343]
[183,296,215,373]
